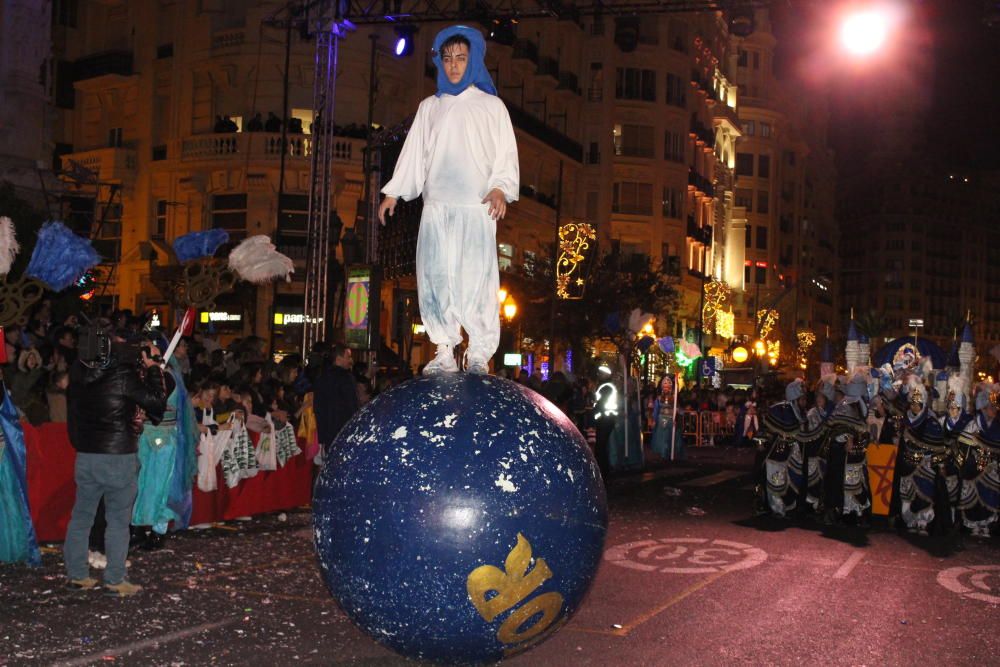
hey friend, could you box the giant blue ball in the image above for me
[313,374,608,663]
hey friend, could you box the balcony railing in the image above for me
[504,102,583,162]
[61,146,137,182]
[688,169,715,197]
[536,56,559,80]
[212,29,245,50]
[512,39,539,65]
[74,51,133,81]
[179,132,363,163]
[557,71,580,95]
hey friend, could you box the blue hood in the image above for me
[432,25,497,97]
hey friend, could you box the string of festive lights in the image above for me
[796,330,816,371]
[702,279,731,333]
[757,308,779,340]
[555,222,596,299]
[715,308,735,340]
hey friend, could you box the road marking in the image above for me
[937,565,1000,604]
[52,618,239,666]
[680,470,745,487]
[832,551,865,579]
[568,571,730,637]
[604,537,767,574]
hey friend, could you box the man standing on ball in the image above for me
[378,25,519,375]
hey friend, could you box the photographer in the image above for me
[64,332,171,596]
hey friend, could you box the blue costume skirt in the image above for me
[132,423,179,532]
[651,415,685,460]
[0,446,34,563]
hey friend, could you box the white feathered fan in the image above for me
[0,216,20,276]
[228,235,294,283]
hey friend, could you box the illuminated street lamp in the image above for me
[502,294,517,322]
[838,5,902,57]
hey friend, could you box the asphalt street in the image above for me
[2,447,998,666]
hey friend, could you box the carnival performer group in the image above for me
[755,321,999,539]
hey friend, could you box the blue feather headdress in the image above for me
[173,229,230,262]
[25,221,101,292]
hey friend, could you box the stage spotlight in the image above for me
[394,25,415,57]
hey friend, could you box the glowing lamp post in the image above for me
[838,5,902,58]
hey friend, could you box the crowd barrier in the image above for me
[676,410,735,447]
[23,422,313,543]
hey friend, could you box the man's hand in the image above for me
[482,188,507,220]
[141,345,161,369]
[378,196,398,226]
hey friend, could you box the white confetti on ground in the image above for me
[391,426,407,439]
[495,474,517,493]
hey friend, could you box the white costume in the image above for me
[381,86,519,364]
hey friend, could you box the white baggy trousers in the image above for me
[416,201,500,358]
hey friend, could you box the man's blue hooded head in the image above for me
[432,25,497,97]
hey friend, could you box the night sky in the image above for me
[773,0,1000,170]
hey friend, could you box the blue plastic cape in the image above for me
[173,229,230,262]
[25,221,101,292]
[432,25,496,97]
[165,360,198,530]
[0,386,41,566]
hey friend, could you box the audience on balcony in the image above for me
[246,113,264,132]
[264,112,282,133]
[213,115,239,133]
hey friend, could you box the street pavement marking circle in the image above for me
[604,537,767,574]
[937,565,1000,604]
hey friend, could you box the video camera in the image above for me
[78,324,160,367]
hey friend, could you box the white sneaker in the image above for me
[423,345,458,375]
[464,350,489,375]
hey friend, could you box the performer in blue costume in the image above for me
[0,378,41,566]
[958,385,1000,537]
[650,375,684,461]
[132,339,198,547]
[378,25,519,375]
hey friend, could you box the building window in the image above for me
[665,73,686,107]
[587,141,600,164]
[756,226,768,250]
[885,239,904,250]
[108,127,123,148]
[668,19,688,53]
[664,129,684,162]
[277,194,309,238]
[613,123,655,158]
[153,200,167,240]
[616,68,656,101]
[498,243,514,271]
[756,265,767,284]
[757,191,769,214]
[612,181,653,215]
[735,153,754,177]
[737,49,748,67]
[760,122,772,138]
[156,44,174,59]
[745,264,751,284]
[662,187,682,219]
[211,193,248,241]
[740,120,755,136]
[736,188,753,212]
[55,0,78,27]
[523,250,538,276]
[758,155,770,179]
[752,51,760,70]
[784,150,796,165]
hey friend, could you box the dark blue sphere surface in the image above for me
[313,373,608,663]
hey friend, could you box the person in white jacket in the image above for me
[378,25,519,375]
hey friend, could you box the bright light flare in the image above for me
[840,9,891,56]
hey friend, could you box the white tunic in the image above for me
[382,86,519,206]
[381,87,520,359]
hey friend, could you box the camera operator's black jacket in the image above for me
[67,357,173,455]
